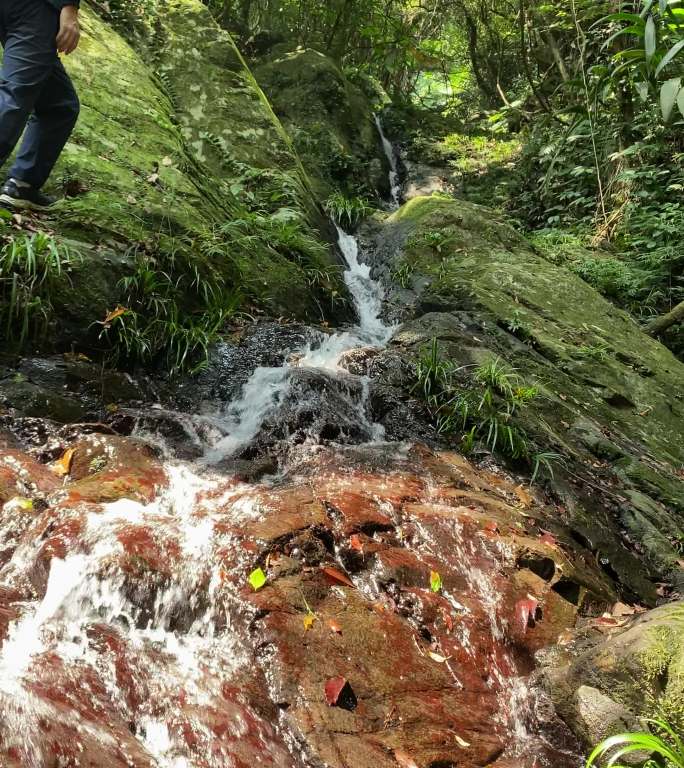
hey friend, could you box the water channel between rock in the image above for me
[0,123,588,768]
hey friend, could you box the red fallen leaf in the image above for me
[349,534,363,552]
[484,520,499,533]
[328,618,342,634]
[539,532,557,547]
[515,595,539,632]
[394,749,419,768]
[325,676,346,706]
[321,566,354,588]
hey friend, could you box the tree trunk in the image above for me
[645,300,684,337]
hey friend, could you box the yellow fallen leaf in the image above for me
[303,612,317,631]
[514,484,532,508]
[50,448,75,477]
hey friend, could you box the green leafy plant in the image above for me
[324,192,373,229]
[586,718,684,768]
[392,260,415,289]
[0,227,78,347]
[413,341,540,465]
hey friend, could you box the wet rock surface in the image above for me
[0,424,618,768]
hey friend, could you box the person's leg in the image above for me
[0,0,61,171]
[9,60,79,189]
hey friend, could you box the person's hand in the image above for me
[56,5,80,55]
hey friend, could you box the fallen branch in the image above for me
[644,300,684,337]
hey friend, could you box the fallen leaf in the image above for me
[484,520,499,533]
[514,485,532,508]
[539,532,557,547]
[248,567,267,591]
[50,448,75,477]
[394,749,419,768]
[103,306,127,324]
[515,594,539,632]
[428,651,450,663]
[441,608,453,632]
[321,566,354,588]
[147,172,160,184]
[324,676,356,710]
[455,735,470,748]
[561,420,570,429]
[328,618,342,634]
[430,570,442,593]
[349,534,363,552]
[303,612,317,631]
[612,602,636,617]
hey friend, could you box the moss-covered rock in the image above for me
[254,48,387,201]
[367,194,684,600]
[541,602,684,746]
[10,1,348,353]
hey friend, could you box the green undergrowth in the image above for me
[413,338,560,482]
[0,215,80,349]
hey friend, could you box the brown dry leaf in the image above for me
[50,448,75,477]
[349,534,363,552]
[612,602,636,617]
[455,735,470,748]
[514,484,532,508]
[104,306,127,324]
[327,618,342,634]
[394,749,419,768]
[321,566,354,588]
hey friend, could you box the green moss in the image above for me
[384,194,684,590]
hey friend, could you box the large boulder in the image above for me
[14,0,347,350]
[540,602,684,747]
[254,48,388,200]
[363,195,684,602]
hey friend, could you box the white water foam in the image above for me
[203,224,395,465]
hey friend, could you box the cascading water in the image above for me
[374,114,402,208]
[0,129,580,768]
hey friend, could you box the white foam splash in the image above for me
[374,114,401,208]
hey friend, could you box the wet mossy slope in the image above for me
[375,195,684,600]
[38,0,345,345]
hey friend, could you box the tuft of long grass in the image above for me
[586,719,684,768]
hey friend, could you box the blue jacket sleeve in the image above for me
[48,0,80,9]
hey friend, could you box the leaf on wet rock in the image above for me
[303,611,317,631]
[455,735,471,748]
[349,534,363,552]
[394,749,419,768]
[515,594,539,632]
[612,602,636,617]
[539,531,557,547]
[321,566,354,588]
[514,484,532,508]
[324,676,357,710]
[248,567,267,591]
[50,448,75,477]
[483,520,499,533]
[327,618,342,634]
[430,570,442,593]
[428,651,450,663]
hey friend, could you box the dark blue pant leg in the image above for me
[0,0,79,189]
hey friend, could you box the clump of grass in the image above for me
[413,339,560,481]
[586,718,684,768]
[324,192,373,229]
[99,248,242,375]
[0,221,79,347]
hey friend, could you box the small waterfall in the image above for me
[203,224,394,465]
[374,113,401,208]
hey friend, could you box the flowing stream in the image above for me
[0,120,579,768]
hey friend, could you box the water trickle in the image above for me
[374,114,402,208]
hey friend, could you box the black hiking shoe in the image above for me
[0,179,57,211]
